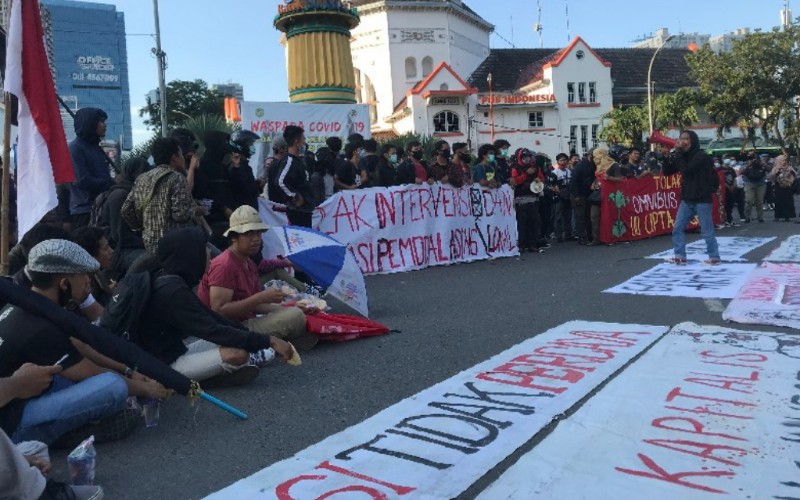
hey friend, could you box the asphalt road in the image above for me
[48,217,798,499]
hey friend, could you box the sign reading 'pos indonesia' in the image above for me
[206,321,668,499]
[479,322,800,499]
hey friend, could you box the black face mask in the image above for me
[440,150,451,160]
[412,150,424,160]
[58,282,80,310]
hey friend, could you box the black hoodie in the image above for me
[136,227,271,365]
[662,130,716,203]
[69,108,114,215]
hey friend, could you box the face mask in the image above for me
[462,154,474,164]
[441,150,451,160]
[500,149,509,157]
[412,150,424,160]
[299,144,307,155]
[359,149,367,159]
[389,154,398,164]
[487,154,496,163]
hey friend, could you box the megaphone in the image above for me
[647,130,677,149]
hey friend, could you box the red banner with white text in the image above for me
[599,174,725,244]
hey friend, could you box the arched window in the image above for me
[353,67,363,103]
[405,57,417,79]
[433,111,460,133]
[439,83,449,91]
[422,56,434,77]
[364,74,378,125]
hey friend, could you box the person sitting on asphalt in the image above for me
[130,227,295,387]
[197,206,319,351]
[0,365,104,500]
[71,226,116,308]
[0,239,169,447]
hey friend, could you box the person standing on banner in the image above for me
[275,126,316,228]
[661,130,721,265]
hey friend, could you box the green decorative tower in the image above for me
[274,1,360,104]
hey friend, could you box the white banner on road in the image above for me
[765,234,800,262]
[722,262,800,329]
[206,321,668,500]
[605,263,756,299]
[478,322,800,500]
[646,236,775,262]
[260,185,520,275]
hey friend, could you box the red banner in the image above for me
[598,174,725,244]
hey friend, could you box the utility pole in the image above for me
[152,0,168,137]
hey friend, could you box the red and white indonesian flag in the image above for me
[4,0,74,237]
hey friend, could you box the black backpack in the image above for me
[745,163,766,182]
[100,271,180,343]
[89,187,115,229]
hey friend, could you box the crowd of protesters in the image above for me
[1,107,798,499]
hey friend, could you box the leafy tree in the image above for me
[598,106,648,149]
[653,88,699,132]
[139,79,225,133]
[688,25,800,152]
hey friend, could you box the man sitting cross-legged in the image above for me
[197,206,319,351]
[0,240,169,447]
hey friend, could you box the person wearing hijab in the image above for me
[102,156,150,278]
[134,228,294,386]
[768,154,797,222]
[661,130,721,265]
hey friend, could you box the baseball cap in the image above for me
[27,239,100,274]
[224,206,270,237]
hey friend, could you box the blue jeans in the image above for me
[672,201,720,260]
[12,373,128,445]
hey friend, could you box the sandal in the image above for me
[704,258,721,266]
[666,257,688,265]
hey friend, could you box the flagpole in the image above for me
[1,0,12,277]
[1,92,11,276]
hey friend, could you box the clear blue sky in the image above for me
[107,0,785,146]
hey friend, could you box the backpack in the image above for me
[745,164,766,182]
[89,186,117,229]
[99,271,180,343]
[777,168,796,189]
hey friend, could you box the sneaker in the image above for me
[203,364,260,389]
[715,224,725,229]
[744,218,751,223]
[704,258,721,266]
[731,221,740,227]
[667,257,688,265]
[249,348,275,368]
[52,409,140,449]
[39,480,104,500]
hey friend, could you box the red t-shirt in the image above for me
[197,249,260,321]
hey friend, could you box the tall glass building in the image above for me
[41,0,132,150]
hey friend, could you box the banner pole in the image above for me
[1,91,12,276]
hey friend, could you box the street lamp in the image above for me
[647,34,675,145]
[487,72,495,143]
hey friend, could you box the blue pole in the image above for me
[199,392,248,420]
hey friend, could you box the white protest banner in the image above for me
[240,101,370,171]
[722,262,800,330]
[206,321,668,500]
[479,322,800,500]
[605,263,756,299]
[260,184,519,275]
[646,236,775,262]
[765,234,800,262]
